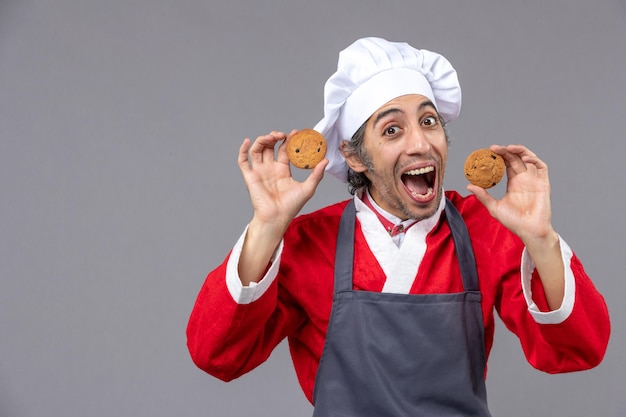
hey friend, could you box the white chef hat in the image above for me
[312,37,462,182]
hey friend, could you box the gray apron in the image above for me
[312,199,492,417]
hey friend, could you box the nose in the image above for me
[405,127,431,155]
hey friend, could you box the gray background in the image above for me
[1,0,625,416]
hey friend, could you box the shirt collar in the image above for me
[354,187,446,236]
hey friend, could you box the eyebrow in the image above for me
[372,100,437,128]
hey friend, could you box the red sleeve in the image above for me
[449,191,610,374]
[514,254,611,373]
[484,219,610,374]
[186,252,305,382]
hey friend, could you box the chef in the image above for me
[187,37,610,416]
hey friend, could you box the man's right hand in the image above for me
[236,130,328,285]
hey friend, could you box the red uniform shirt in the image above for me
[187,191,610,404]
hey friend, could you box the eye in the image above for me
[384,126,400,136]
[421,116,438,127]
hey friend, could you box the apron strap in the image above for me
[334,198,479,293]
[334,199,356,293]
[444,200,480,292]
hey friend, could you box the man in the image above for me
[187,37,610,416]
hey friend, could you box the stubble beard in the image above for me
[362,152,445,221]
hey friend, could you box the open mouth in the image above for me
[401,166,436,201]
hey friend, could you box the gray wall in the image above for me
[1,1,625,416]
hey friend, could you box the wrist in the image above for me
[522,229,559,257]
[248,215,290,242]
[238,220,284,286]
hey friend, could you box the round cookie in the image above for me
[464,148,505,189]
[286,129,327,169]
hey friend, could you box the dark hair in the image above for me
[342,114,450,195]
[343,122,371,195]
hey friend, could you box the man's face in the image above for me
[347,94,448,221]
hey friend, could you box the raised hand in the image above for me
[236,130,328,285]
[467,144,554,243]
[468,144,565,309]
[238,130,328,232]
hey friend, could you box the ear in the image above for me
[340,140,368,173]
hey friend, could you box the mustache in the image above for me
[395,155,443,174]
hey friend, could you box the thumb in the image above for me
[302,159,328,195]
[467,184,497,214]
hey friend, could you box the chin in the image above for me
[404,191,443,221]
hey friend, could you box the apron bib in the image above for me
[312,199,492,417]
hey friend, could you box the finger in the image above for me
[502,145,549,178]
[521,153,547,169]
[250,132,286,151]
[467,183,497,214]
[249,132,286,164]
[238,138,252,171]
[302,159,328,195]
[276,130,298,166]
[497,144,542,161]
[491,144,532,175]
[521,154,550,181]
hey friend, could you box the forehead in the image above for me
[368,94,435,126]
[376,94,433,113]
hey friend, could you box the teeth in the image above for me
[405,166,434,175]
[410,187,434,198]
